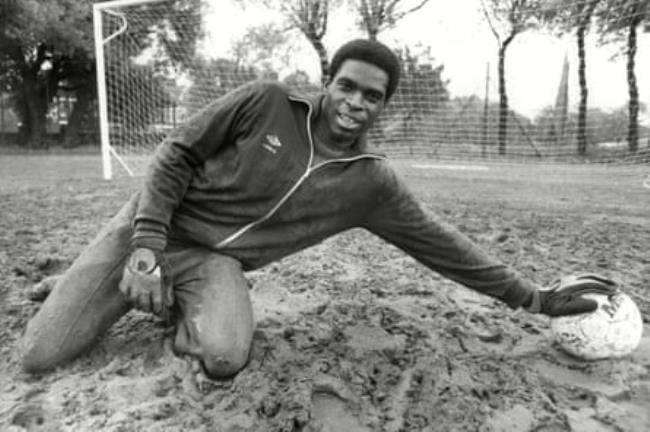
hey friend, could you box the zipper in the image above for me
[215,95,385,248]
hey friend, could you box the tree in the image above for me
[533,104,648,152]
[285,0,332,83]
[390,46,449,115]
[0,0,94,148]
[108,0,203,72]
[545,0,602,155]
[350,0,431,40]
[232,24,292,77]
[480,0,549,155]
[596,0,649,153]
[97,0,204,150]
[573,0,601,155]
[380,45,449,148]
[282,70,321,93]
[0,0,203,148]
[236,0,335,83]
[102,0,203,128]
[106,63,174,136]
[181,58,258,116]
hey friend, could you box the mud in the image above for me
[1,158,649,431]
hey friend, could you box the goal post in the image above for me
[93,0,649,182]
[94,0,154,180]
[94,0,193,180]
[93,0,282,179]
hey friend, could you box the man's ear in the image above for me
[322,75,331,92]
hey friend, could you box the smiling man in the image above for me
[20,39,614,378]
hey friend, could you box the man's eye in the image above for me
[339,82,353,91]
[365,93,382,103]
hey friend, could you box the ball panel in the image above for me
[550,293,643,360]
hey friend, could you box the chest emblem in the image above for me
[262,134,283,154]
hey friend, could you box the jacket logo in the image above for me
[262,134,282,154]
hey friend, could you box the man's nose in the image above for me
[345,91,364,109]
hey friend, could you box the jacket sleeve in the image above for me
[361,162,536,309]
[131,82,263,249]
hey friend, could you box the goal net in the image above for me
[94,0,650,181]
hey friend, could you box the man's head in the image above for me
[320,39,400,146]
[328,39,401,101]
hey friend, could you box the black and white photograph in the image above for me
[1,0,649,430]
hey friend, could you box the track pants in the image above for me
[20,195,255,378]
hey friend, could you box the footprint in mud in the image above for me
[310,391,370,432]
[310,377,371,432]
[10,403,47,429]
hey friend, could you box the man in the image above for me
[20,39,615,377]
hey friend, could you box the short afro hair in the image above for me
[328,39,401,101]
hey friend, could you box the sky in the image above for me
[202,0,650,123]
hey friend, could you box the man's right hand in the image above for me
[119,247,173,320]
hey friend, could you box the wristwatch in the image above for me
[127,247,158,274]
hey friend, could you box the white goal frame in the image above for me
[93,0,166,180]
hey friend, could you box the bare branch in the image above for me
[479,0,502,45]
[391,0,430,22]
[351,0,431,39]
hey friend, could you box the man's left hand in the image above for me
[525,273,619,317]
[119,247,173,320]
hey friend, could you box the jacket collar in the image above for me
[287,88,385,157]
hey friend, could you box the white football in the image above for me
[550,292,643,360]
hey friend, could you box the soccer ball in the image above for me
[550,292,643,360]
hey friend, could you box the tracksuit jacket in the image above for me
[132,80,536,309]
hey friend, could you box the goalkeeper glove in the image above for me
[525,273,619,317]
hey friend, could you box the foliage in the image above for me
[231,24,292,76]
[282,70,322,93]
[389,46,449,115]
[594,0,649,152]
[95,0,203,149]
[377,45,449,143]
[106,64,173,133]
[0,0,203,147]
[534,105,623,145]
[180,57,258,116]
[349,0,431,40]
[0,0,94,147]
[235,0,334,82]
[105,0,203,72]
[416,96,537,152]
[480,0,553,155]
[595,0,649,44]
[536,1,603,155]
[541,0,601,34]
[480,0,555,40]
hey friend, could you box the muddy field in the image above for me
[1,154,649,431]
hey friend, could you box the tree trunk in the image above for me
[63,85,94,148]
[19,77,48,148]
[482,62,490,157]
[358,0,379,40]
[497,42,510,156]
[577,26,588,155]
[307,37,330,85]
[27,100,48,149]
[626,21,639,153]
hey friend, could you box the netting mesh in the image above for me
[96,0,650,179]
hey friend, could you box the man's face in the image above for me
[321,59,389,145]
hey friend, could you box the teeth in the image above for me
[338,113,360,129]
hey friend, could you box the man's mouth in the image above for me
[336,112,363,130]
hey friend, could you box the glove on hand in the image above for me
[525,273,619,317]
[119,247,174,322]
